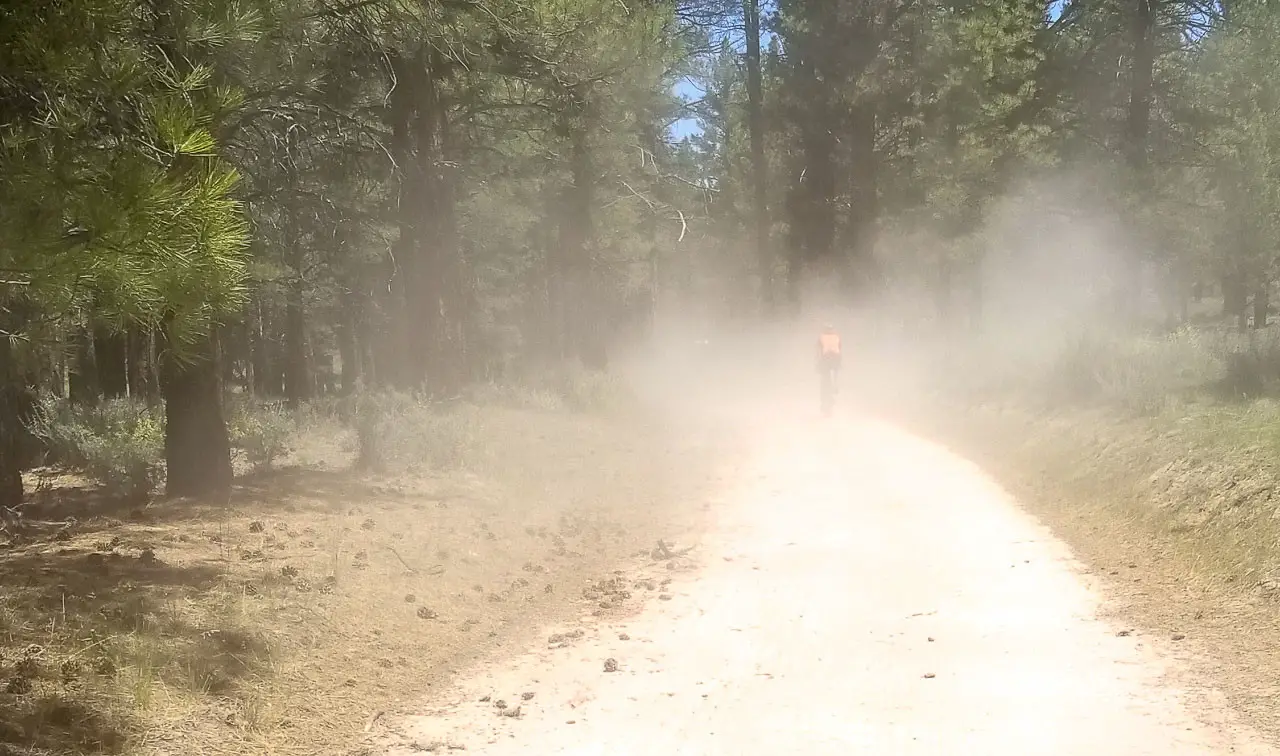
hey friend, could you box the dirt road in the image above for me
[381,408,1276,755]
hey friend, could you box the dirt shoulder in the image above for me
[889,399,1280,741]
[0,406,731,756]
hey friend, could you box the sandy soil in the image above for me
[377,406,1276,755]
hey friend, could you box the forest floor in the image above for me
[887,397,1280,745]
[0,405,731,756]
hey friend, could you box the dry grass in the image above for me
[891,397,1280,741]
[0,405,725,756]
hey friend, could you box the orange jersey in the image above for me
[819,333,841,356]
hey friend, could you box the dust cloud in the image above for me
[612,170,1157,423]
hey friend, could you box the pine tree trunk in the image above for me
[744,0,772,312]
[250,300,280,397]
[1224,272,1245,321]
[94,326,128,398]
[1127,0,1154,171]
[69,329,98,405]
[337,288,360,395]
[233,321,253,394]
[127,326,155,401]
[284,242,311,406]
[161,331,233,498]
[387,49,454,389]
[357,298,381,388]
[0,391,24,509]
[846,104,878,297]
[413,51,458,390]
[785,79,837,305]
[560,108,602,367]
[1254,282,1269,329]
[798,122,838,279]
[387,52,417,389]
[1120,0,1154,323]
[0,335,30,510]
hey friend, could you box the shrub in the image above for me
[349,390,476,472]
[1036,328,1224,415]
[467,382,564,411]
[32,396,163,501]
[227,399,296,472]
[1209,329,1280,398]
[512,361,631,413]
[555,365,628,411]
[351,390,406,471]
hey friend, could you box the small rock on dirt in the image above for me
[416,607,438,620]
[619,633,630,641]
[603,658,619,673]
[1172,633,1186,641]
[922,672,936,679]
[248,521,266,533]
[521,691,535,701]
[1116,629,1133,637]
[658,594,673,601]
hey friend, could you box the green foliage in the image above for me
[0,1,251,355]
[1045,330,1221,416]
[933,325,1280,416]
[468,382,567,412]
[32,397,164,501]
[227,398,296,471]
[545,364,632,413]
[349,391,477,473]
[4,0,1280,508]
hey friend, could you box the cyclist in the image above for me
[816,323,841,413]
[817,323,842,378]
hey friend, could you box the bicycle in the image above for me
[819,365,837,416]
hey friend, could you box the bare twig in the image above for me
[387,546,419,574]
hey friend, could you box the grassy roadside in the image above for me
[0,397,729,756]
[888,395,1280,740]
